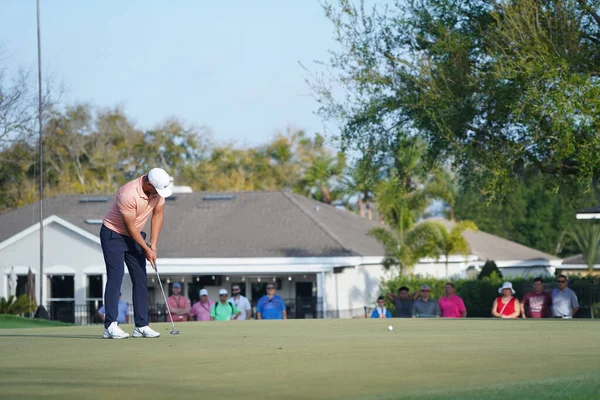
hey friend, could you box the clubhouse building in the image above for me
[0,190,561,323]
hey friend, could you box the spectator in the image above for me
[371,296,392,318]
[438,283,467,318]
[228,285,252,320]
[492,282,521,319]
[387,286,413,318]
[98,293,129,324]
[256,284,287,320]
[188,289,213,322]
[412,285,441,318]
[552,275,579,318]
[166,282,191,322]
[211,289,241,321]
[521,277,553,319]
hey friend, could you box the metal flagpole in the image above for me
[36,0,47,317]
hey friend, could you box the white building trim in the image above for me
[0,215,101,252]
[559,264,600,270]
[45,265,77,275]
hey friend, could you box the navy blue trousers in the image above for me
[100,225,149,329]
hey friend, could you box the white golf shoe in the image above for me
[132,325,160,338]
[103,322,130,339]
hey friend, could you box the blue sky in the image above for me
[0,0,340,146]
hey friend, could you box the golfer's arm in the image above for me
[150,203,164,248]
[122,214,150,252]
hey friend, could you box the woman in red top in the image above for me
[492,282,521,319]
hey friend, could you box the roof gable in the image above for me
[421,218,559,262]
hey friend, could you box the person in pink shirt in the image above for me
[438,283,467,318]
[167,282,191,322]
[188,289,214,322]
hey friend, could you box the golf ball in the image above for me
[388,325,393,331]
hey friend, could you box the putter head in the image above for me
[170,330,181,335]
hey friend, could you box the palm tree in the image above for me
[418,220,478,279]
[293,134,346,204]
[367,223,441,274]
[560,223,600,275]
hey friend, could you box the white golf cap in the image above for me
[199,289,208,296]
[147,168,173,198]
[498,281,515,294]
[219,288,228,295]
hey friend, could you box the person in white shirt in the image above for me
[552,275,579,318]
[228,285,252,320]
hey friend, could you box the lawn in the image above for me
[0,314,73,329]
[1,319,599,400]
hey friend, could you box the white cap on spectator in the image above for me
[199,289,208,296]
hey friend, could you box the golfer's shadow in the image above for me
[0,334,103,340]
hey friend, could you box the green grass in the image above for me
[0,314,73,329]
[1,319,599,399]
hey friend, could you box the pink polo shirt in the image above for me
[189,300,214,321]
[167,295,191,321]
[438,294,466,318]
[103,176,164,236]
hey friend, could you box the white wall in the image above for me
[324,264,393,315]
[0,222,111,305]
[499,267,553,279]
[412,262,470,279]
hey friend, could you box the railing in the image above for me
[43,297,325,325]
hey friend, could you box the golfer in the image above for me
[100,168,172,339]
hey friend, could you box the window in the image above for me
[87,275,103,324]
[16,275,27,297]
[87,275,103,299]
[47,275,75,323]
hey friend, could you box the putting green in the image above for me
[1,319,599,399]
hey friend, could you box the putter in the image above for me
[151,259,181,335]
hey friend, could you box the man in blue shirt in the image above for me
[256,284,287,320]
[98,293,129,324]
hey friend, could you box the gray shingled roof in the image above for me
[422,218,559,262]
[0,191,385,258]
[561,254,596,265]
[0,194,559,261]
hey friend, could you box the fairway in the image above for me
[1,319,599,400]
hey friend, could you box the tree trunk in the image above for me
[358,197,365,217]
[321,185,332,204]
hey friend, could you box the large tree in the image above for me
[315,0,600,196]
[455,169,600,255]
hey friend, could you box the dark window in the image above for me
[87,275,103,299]
[16,275,28,297]
[48,276,74,299]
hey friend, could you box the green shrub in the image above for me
[381,274,545,317]
[0,295,36,315]
[478,260,502,280]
